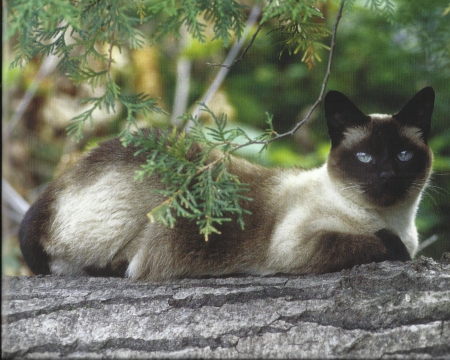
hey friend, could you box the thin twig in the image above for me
[417,234,439,253]
[206,21,264,69]
[283,0,346,138]
[227,0,346,154]
[106,31,115,79]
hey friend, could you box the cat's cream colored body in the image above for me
[43,153,422,280]
[267,164,421,273]
[19,87,435,281]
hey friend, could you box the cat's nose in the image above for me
[380,170,395,182]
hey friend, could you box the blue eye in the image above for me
[398,150,413,162]
[356,152,373,163]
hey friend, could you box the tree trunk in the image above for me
[2,254,450,359]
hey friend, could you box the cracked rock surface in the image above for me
[2,254,450,358]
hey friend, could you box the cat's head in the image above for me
[324,87,434,207]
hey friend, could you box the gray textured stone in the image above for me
[2,254,450,359]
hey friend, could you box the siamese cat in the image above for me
[19,87,435,281]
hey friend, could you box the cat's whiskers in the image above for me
[420,179,449,208]
[337,183,366,202]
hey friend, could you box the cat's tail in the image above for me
[19,195,52,275]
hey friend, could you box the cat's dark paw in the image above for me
[375,229,411,262]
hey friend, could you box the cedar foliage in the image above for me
[6,0,407,240]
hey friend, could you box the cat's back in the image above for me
[19,133,279,278]
[19,135,162,276]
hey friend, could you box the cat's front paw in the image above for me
[375,229,411,262]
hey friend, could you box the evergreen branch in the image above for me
[106,31,115,80]
[70,68,108,88]
[130,111,253,241]
[147,189,188,226]
[149,0,247,47]
[206,16,264,69]
[231,0,346,152]
[278,0,346,138]
[264,0,331,69]
[276,21,331,69]
[8,0,150,141]
[365,0,396,20]
[66,97,103,139]
[149,0,346,239]
[203,0,347,156]
[7,0,346,241]
[66,78,126,140]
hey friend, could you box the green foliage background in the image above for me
[3,0,449,275]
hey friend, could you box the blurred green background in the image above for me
[3,0,449,275]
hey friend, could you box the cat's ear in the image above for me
[394,87,434,143]
[324,90,370,147]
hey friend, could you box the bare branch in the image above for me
[228,0,347,154]
[3,54,59,143]
[417,234,440,253]
[190,0,346,154]
[2,178,30,216]
[187,5,262,131]
[171,25,192,126]
[206,21,264,70]
[3,20,70,142]
[283,0,346,139]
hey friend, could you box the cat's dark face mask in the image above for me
[324,87,434,207]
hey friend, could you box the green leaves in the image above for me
[66,80,166,140]
[193,161,251,240]
[148,0,247,47]
[6,0,335,239]
[7,0,151,141]
[6,0,339,143]
[365,0,395,21]
[124,110,254,241]
[262,0,331,69]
